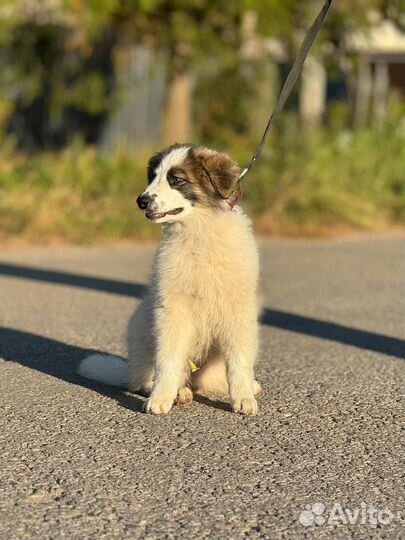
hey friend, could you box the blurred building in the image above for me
[346,11,405,127]
[207,9,405,134]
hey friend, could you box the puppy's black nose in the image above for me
[137,194,151,210]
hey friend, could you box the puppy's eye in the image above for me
[168,175,186,187]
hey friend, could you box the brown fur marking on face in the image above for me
[191,147,241,200]
[147,143,194,184]
[174,147,241,210]
[167,165,200,205]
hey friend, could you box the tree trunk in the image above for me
[162,71,193,145]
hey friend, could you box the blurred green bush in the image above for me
[242,107,405,235]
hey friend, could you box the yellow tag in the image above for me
[188,359,199,372]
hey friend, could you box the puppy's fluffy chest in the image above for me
[152,211,259,303]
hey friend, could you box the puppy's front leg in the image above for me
[223,312,259,416]
[144,302,194,415]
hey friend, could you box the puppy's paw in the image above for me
[176,387,193,405]
[143,396,174,415]
[253,380,263,396]
[232,397,258,416]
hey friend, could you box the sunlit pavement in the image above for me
[1,235,404,540]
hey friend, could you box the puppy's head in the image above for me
[136,144,241,223]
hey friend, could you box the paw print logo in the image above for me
[299,502,326,527]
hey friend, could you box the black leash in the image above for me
[239,0,333,181]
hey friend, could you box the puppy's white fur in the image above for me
[78,145,261,415]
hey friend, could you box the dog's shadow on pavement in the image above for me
[0,326,146,413]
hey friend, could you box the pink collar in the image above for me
[227,189,242,211]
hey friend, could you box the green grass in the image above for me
[241,115,405,235]
[0,118,404,244]
[0,143,154,243]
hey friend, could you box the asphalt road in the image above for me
[0,235,404,540]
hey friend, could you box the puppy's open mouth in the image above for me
[145,208,184,221]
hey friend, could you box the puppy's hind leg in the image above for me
[177,386,193,405]
[191,351,229,396]
[192,351,262,397]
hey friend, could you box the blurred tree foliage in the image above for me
[0,0,116,149]
[0,0,402,150]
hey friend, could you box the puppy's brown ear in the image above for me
[196,149,241,199]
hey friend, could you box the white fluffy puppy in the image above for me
[78,143,261,415]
